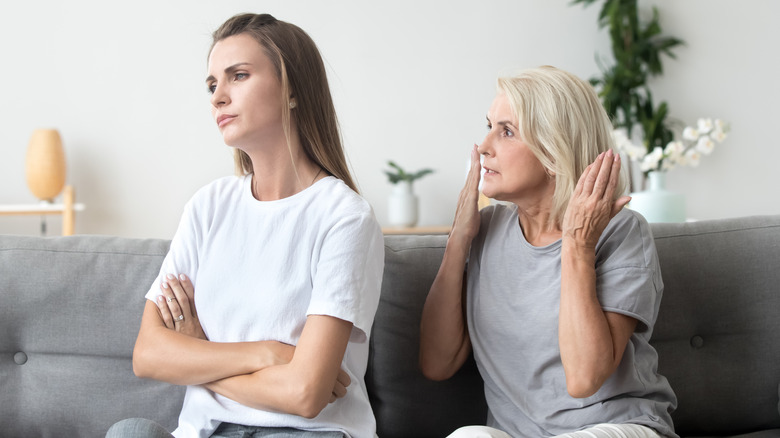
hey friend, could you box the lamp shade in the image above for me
[26,129,66,201]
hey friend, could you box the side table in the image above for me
[0,186,85,236]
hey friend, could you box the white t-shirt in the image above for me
[145,175,384,438]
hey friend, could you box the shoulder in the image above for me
[313,177,376,220]
[181,175,246,222]
[189,175,245,203]
[596,208,658,269]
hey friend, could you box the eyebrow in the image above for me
[486,115,516,128]
[205,62,252,84]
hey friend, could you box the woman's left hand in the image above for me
[155,273,207,340]
[562,150,631,250]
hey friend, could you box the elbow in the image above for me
[565,378,600,399]
[419,354,457,382]
[131,345,154,379]
[564,370,609,399]
[288,380,330,419]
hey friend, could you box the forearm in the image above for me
[558,241,614,397]
[133,302,286,385]
[208,315,351,419]
[205,362,323,418]
[419,233,472,381]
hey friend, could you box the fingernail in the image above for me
[161,282,169,289]
[179,274,186,281]
[166,274,175,280]
[157,295,164,302]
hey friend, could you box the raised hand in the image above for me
[562,150,631,250]
[451,144,483,241]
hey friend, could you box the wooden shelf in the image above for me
[382,225,451,235]
[0,186,85,235]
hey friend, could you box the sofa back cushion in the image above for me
[0,235,184,437]
[367,235,487,438]
[650,216,780,436]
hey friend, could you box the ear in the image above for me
[289,99,297,109]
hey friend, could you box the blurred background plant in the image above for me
[384,161,434,185]
[573,0,685,184]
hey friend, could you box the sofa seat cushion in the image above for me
[0,235,184,437]
[649,216,780,437]
[366,235,487,438]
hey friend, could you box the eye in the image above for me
[503,127,514,137]
[486,122,492,131]
[207,82,216,94]
[234,72,248,81]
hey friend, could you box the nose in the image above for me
[477,134,493,157]
[210,84,229,108]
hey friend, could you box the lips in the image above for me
[483,166,498,175]
[216,114,236,128]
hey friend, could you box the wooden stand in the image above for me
[0,186,85,236]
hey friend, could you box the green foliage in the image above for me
[573,0,683,153]
[384,161,434,184]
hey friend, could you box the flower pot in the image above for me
[387,182,418,227]
[628,171,685,223]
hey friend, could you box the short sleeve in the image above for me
[594,210,663,332]
[307,212,384,343]
[144,198,203,302]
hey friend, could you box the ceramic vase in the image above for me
[26,129,66,202]
[628,171,686,223]
[387,181,418,227]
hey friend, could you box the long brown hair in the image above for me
[210,13,358,192]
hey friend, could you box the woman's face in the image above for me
[478,93,553,206]
[207,33,285,150]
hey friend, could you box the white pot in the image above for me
[628,171,686,223]
[387,182,419,227]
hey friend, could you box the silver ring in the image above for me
[167,297,176,303]
[176,314,184,322]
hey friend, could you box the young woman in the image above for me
[107,13,383,438]
[419,66,677,438]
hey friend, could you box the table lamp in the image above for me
[25,129,66,202]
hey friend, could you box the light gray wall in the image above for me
[1,0,777,238]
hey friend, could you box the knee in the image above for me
[447,425,513,438]
[106,418,171,438]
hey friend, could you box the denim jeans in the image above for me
[106,418,348,438]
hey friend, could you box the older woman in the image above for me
[419,66,677,438]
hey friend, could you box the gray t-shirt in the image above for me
[467,205,677,438]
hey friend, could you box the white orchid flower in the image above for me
[640,146,664,172]
[685,149,702,167]
[710,128,728,142]
[697,118,714,134]
[695,136,715,155]
[682,126,700,141]
[664,141,685,160]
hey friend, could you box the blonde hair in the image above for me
[497,66,627,228]
[210,13,358,192]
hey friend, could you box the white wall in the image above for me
[1,0,777,238]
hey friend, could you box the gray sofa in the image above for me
[1,215,779,438]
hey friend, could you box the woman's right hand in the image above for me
[451,144,482,242]
[155,274,207,340]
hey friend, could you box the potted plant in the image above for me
[384,161,434,227]
[575,0,729,222]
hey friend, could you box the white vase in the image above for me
[628,171,686,223]
[387,181,418,227]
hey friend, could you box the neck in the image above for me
[242,131,323,201]
[515,197,562,247]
